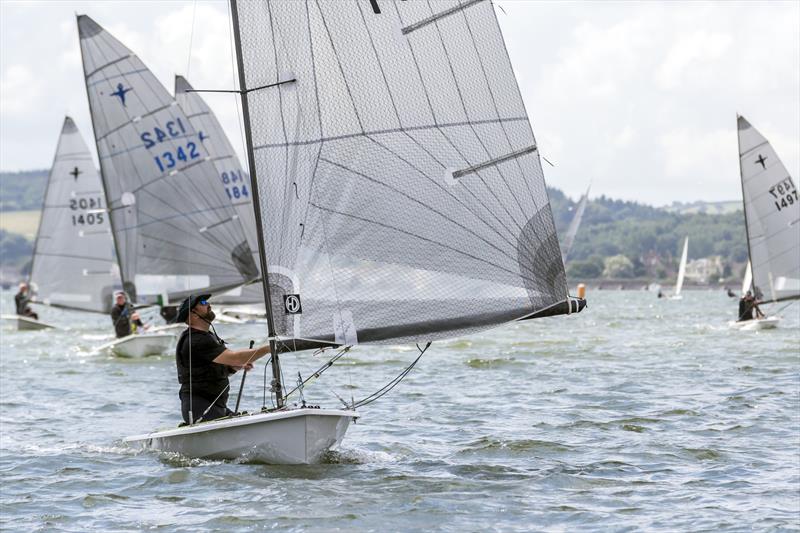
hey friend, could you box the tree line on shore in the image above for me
[0,170,746,281]
[550,188,746,282]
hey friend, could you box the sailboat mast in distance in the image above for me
[77,14,258,304]
[737,115,800,303]
[561,183,591,264]
[28,117,119,313]
[229,0,584,352]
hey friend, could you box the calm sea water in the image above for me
[1,289,798,531]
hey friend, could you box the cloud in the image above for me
[1,1,798,206]
[0,64,42,117]
[659,126,733,179]
[656,30,733,90]
[498,1,799,205]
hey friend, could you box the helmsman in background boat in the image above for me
[110,291,147,338]
[738,291,765,322]
[175,294,271,425]
[14,282,38,320]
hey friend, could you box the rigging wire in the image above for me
[185,0,197,79]
[283,346,352,404]
[773,300,797,315]
[352,342,431,409]
[257,353,274,410]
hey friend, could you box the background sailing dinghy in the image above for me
[94,331,178,358]
[0,313,56,331]
[668,236,689,300]
[729,115,800,329]
[125,0,584,464]
[729,315,781,331]
[77,15,260,327]
[3,117,122,332]
[728,261,779,329]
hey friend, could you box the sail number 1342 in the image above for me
[768,178,797,212]
[140,119,200,173]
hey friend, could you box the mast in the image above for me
[229,0,284,407]
[736,114,755,297]
[77,15,127,299]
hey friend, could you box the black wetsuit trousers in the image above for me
[180,391,233,424]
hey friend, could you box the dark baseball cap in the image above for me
[175,294,211,323]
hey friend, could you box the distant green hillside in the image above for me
[549,189,747,281]
[0,169,748,281]
[0,229,32,270]
[663,200,742,215]
[0,170,48,211]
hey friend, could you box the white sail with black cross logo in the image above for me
[28,116,120,314]
[174,75,264,307]
[77,15,258,305]
[737,115,800,304]
[232,0,584,350]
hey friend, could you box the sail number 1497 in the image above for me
[768,178,797,212]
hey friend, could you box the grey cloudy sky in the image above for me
[1,0,798,206]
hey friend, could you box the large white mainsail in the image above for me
[29,117,119,313]
[561,184,590,263]
[737,115,800,303]
[174,75,263,305]
[231,0,582,350]
[77,15,258,304]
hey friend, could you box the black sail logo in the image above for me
[283,294,302,314]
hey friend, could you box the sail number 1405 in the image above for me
[768,178,797,212]
[70,196,104,226]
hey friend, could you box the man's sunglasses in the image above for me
[198,299,209,306]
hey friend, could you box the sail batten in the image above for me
[737,115,800,303]
[251,116,530,150]
[232,0,574,348]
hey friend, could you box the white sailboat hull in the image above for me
[728,316,781,331]
[97,333,176,358]
[218,304,267,321]
[1,314,57,331]
[214,314,248,324]
[125,408,357,464]
[148,323,186,334]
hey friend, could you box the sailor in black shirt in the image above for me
[14,282,38,319]
[110,291,145,338]
[175,294,270,424]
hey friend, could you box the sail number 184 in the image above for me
[768,178,797,212]
[221,170,249,200]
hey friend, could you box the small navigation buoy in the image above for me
[577,283,586,299]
